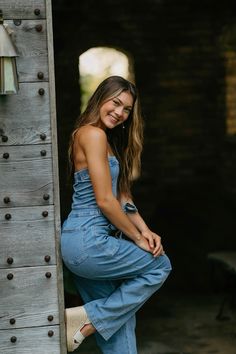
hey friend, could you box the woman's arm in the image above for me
[76,126,153,254]
[120,194,164,256]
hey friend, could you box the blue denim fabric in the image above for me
[61,156,172,354]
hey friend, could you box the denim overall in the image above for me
[61,156,172,354]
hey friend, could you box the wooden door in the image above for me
[0,1,66,353]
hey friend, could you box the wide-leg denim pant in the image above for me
[61,209,172,354]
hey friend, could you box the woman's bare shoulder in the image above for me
[74,125,107,149]
[75,125,106,139]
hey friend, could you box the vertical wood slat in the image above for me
[0,1,66,352]
[46,0,67,354]
[46,0,66,352]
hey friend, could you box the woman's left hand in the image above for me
[141,229,164,257]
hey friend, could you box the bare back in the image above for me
[73,125,114,172]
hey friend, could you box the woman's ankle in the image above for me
[80,323,96,337]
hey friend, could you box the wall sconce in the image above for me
[0,9,19,95]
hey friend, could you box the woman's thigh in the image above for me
[68,232,171,281]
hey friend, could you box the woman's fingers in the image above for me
[153,245,163,257]
[147,234,154,248]
[142,231,154,248]
[152,234,164,257]
[140,230,165,257]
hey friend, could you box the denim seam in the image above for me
[124,322,131,354]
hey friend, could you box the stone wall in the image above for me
[52,0,236,290]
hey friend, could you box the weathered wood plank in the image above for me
[0,82,51,145]
[5,19,49,82]
[0,0,46,19]
[0,326,60,354]
[0,144,53,207]
[0,266,59,330]
[46,0,67,351]
[45,3,67,353]
[0,205,56,268]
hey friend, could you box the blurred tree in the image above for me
[79,47,134,112]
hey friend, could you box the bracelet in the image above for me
[123,202,138,214]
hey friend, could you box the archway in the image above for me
[79,47,134,111]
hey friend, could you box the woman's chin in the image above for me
[105,122,117,130]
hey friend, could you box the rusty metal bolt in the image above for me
[7,257,14,265]
[34,9,41,16]
[42,210,48,217]
[45,272,52,278]
[47,315,54,322]
[43,193,50,201]
[3,152,9,159]
[5,213,12,220]
[10,336,17,343]
[3,196,10,204]
[37,72,44,80]
[2,135,8,142]
[40,133,46,140]
[13,19,21,26]
[48,330,54,337]
[40,150,47,157]
[38,88,45,96]
[9,318,16,325]
[44,255,51,263]
[7,273,14,280]
[35,24,42,32]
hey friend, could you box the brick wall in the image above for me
[53,0,236,290]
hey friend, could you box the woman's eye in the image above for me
[113,100,119,105]
[124,108,131,113]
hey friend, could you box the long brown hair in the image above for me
[68,76,144,197]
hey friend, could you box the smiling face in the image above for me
[98,91,134,130]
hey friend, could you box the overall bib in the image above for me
[61,156,172,354]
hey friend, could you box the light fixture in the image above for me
[0,9,19,95]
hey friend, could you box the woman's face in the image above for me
[98,91,134,130]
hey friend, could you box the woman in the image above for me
[61,76,172,353]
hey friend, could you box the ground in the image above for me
[73,291,236,354]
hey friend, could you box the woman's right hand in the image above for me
[135,237,152,253]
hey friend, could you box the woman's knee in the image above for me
[162,254,172,272]
[157,254,172,279]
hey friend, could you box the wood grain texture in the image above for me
[0,0,46,19]
[0,144,53,207]
[0,82,51,145]
[0,266,59,330]
[4,19,49,82]
[0,326,60,354]
[0,205,56,268]
[0,2,65,352]
[46,1,67,352]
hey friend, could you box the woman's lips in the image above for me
[108,115,119,124]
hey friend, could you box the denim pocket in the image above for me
[61,227,89,266]
[92,224,120,257]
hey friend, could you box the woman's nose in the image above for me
[114,106,123,117]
